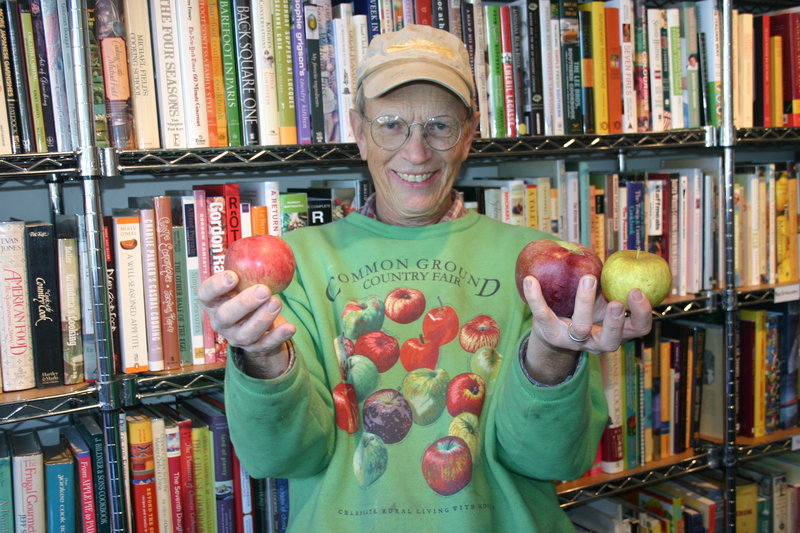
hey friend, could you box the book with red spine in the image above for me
[414,0,432,25]
[153,196,181,370]
[126,408,159,533]
[60,426,97,533]
[498,5,516,137]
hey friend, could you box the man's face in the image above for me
[351,83,478,226]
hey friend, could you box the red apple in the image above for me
[399,335,440,371]
[446,372,486,418]
[354,331,400,373]
[458,314,501,353]
[421,436,473,496]
[422,304,459,346]
[384,288,426,324]
[514,239,603,317]
[332,382,360,434]
[223,234,296,294]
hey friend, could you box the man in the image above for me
[200,24,652,532]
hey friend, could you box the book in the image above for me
[0,219,34,391]
[122,0,160,149]
[272,0,297,145]
[75,413,111,533]
[59,426,97,533]
[149,0,186,149]
[204,0,229,147]
[331,3,354,142]
[18,0,48,152]
[110,212,149,373]
[126,408,159,533]
[172,222,194,367]
[54,216,85,386]
[141,405,174,533]
[11,432,44,532]
[247,0,278,146]
[605,4,623,134]
[153,196,181,370]
[289,0,311,144]
[217,0,241,146]
[737,460,790,533]
[279,192,308,233]
[38,0,72,151]
[0,431,11,533]
[176,0,210,147]
[85,0,110,147]
[175,404,214,533]
[174,195,205,365]
[183,396,235,533]
[0,0,33,153]
[152,403,197,533]
[42,437,75,533]
[304,2,325,144]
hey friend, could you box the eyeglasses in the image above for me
[363,114,465,151]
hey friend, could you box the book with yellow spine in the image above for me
[579,1,608,134]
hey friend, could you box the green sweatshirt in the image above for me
[225,211,608,532]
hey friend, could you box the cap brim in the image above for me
[361,62,472,109]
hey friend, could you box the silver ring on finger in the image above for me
[567,321,591,343]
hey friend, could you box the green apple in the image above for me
[470,346,503,380]
[400,368,450,426]
[448,412,480,459]
[601,249,672,308]
[341,296,385,341]
[353,432,388,487]
[345,354,380,402]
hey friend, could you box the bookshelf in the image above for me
[0,0,798,532]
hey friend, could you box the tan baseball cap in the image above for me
[355,24,474,109]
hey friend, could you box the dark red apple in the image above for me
[421,436,473,495]
[446,372,486,417]
[399,334,440,371]
[332,382,360,434]
[515,239,603,317]
[384,288,426,324]
[362,389,413,444]
[422,304,459,346]
[354,331,400,373]
[223,234,296,294]
[458,314,501,353]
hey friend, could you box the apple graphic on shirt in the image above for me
[446,372,486,418]
[422,303,460,346]
[384,287,426,324]
[332,382,360,434]
[344,354,380,402]
[399,334,440,371]
[362,389,413,445]
[470,346,503,381]
[341,296,385,341]
[400,368,450,425]
[354,331,400,373]
[449,412,481,459]
[353,432,388,488]
[458,314,501,353]
[421,436,473,496]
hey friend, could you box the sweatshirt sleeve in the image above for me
[492,340,608,482]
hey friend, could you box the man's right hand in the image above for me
[199,270,297,378]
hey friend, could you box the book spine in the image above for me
[58,231,85,386]
[191,425,214,533]
[127,416,159,533]
[208,0,229,146]
[0,5,20,153]
[0,221,33,391]
[272,0,297,144]
[172,225,193,367]
[498,5,516,137]
[180,198,205,365]
[75,215,97,382]
[29,0,58,152]
[153,197,181,370]
[12,444,44,533]
[176,419,197,533]
[86,0,111,147]
[192,190,216,363]
[290,0,311,144]
[150,416,174,533]
[112,215,149,373]
[559,0,582,134]
[40,0,72,150]
[102,218,122,374]
[218,0,241,146]
[176,0,210,147]
[77,418,110,533]
[632,0,650,131]
[198,0,219,146]
[123,0,160,149]
[96,0,135,149]
[316,0,338,142]
[44,451,74,533]
[331,9,354,142]
[18,1,47,152]
[3,0,34,152]
[647,8,665,131]
[232,0,260,145]
[149,0,187,149]
[24,222,64,388]
[484,4,504,138]
[605,6,623,133]
[577,9,595,134]
[666,8,684,129]
[138,208,164,372]
[304,3,324,144]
